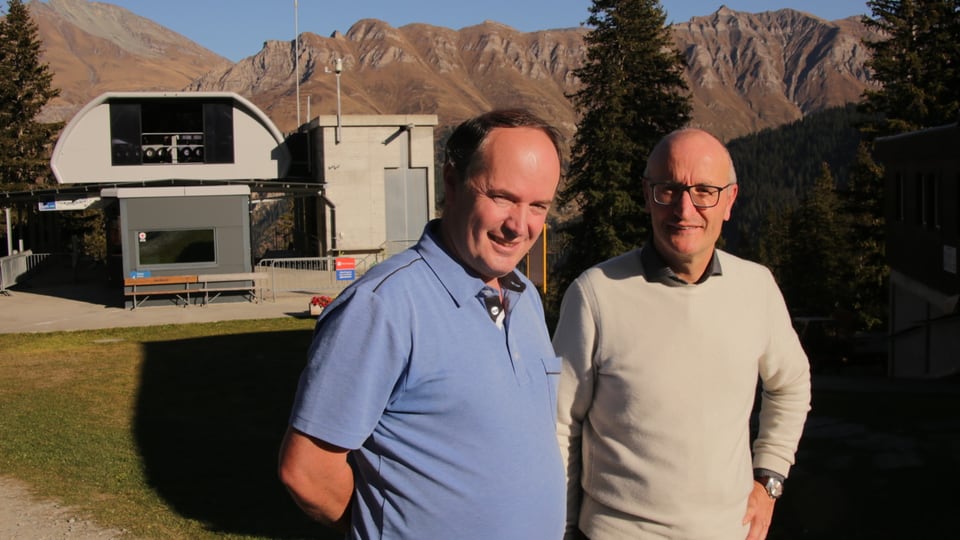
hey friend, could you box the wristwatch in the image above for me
[755,473,784,499]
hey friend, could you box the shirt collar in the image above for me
[640,242,723,286]
[414,219,527,308]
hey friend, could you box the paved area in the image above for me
[0,278,320,334]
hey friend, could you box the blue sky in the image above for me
[95,0,871,62]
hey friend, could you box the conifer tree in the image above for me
[0,0,61,190]
[861,0,960,135]
[781,163,848,317]
[756,203,795,285]
[840,142,887,329]
[550,0,691,310]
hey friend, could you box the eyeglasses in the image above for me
[645,180,735,209]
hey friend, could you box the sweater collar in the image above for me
[640,243,723,286]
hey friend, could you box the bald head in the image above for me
[645,128,737,185]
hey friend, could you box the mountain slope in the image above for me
[30,0,230,122]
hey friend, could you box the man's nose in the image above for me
[674,190,698,216]
[504,204,528,235]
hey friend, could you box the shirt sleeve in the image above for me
[753,270,812,477]
[290,286,409,449]
[553,276,599,537]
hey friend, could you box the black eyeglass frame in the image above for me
[644,180,735,209]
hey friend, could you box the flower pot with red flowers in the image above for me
[309,295,333,316]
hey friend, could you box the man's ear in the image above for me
[640,178,651,213]
[722,183,739,221]
[443,163,458,193]
[441,162,457,207]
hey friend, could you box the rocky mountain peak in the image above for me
[32,1,878,142]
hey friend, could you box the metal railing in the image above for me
[0,251,56,295]
[256,254,381,300]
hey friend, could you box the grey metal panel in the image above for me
[404,168,428,239]
[384,168,428,245]
[121,195,250,276]
[384,168,405,242]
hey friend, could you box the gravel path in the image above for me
[0,476,126,539]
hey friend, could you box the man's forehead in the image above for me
[650,144,727,179]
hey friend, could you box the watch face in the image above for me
[765,477,784,499]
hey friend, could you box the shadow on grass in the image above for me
[134,328,340,539]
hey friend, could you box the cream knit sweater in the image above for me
[554,247,811,539]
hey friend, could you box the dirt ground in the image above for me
[0,476,125,539]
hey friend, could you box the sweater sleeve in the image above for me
[553,276,598,538]
[753,270,812,477]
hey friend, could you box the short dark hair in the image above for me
[444,109,562,184]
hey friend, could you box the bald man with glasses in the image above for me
[554,128,811,540]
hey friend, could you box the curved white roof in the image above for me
[51,91,291,184]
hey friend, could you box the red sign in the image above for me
[335,257,356,270]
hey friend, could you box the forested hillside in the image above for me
[725,104,877,256]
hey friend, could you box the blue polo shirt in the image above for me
[290,220,565,539]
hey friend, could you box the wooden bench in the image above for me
[195,272,270,305]
[124,275,198,309]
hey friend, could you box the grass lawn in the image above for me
[0,318,340,539]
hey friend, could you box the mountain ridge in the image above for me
[28,0,878,142]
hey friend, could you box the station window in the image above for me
[110,100,234,166]
[137,229,216,266]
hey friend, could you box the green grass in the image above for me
[0,318,341,539]
[3,320,959,539]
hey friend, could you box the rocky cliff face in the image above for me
[675,7,876,139]
[32,0,878,142]
[186,19,587,137]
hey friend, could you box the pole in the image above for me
[4,207,11,255]
[294,0,301,126]
[335,58,343,143]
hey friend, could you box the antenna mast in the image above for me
[294,0,301,126]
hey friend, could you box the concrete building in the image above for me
[296,114,439,258]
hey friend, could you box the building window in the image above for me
[137,229,216,266]
[915,173,924,226]
[110,100,234,166]
[921,173,939,230]
[895,172,904,222]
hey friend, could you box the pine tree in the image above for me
[550,0,691,311]
[756,203,795,285]
[778,164,846,315]
[0,0,62,191]
[840,142,887,330]
[860,0,960,135]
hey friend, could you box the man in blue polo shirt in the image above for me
[279,109,565,539]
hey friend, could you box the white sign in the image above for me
[37,197,101,211]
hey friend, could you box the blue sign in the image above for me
[129,270,152,278]
[336,269,356,281]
